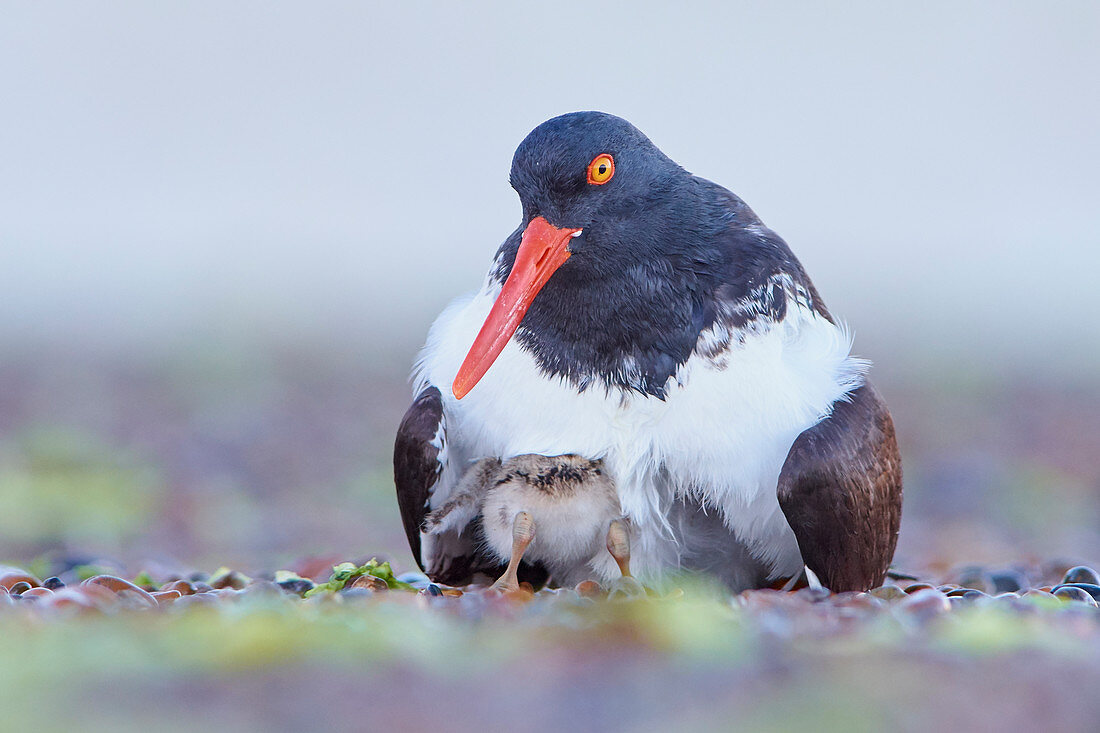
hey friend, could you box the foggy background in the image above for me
[1,2,1098,573]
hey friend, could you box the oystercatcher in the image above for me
[394,112,902,592]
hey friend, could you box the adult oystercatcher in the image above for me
[394,112,902,592]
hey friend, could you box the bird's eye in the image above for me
[586,154,615,185]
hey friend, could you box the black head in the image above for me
[509,111,687,233]
[453,111,810,401]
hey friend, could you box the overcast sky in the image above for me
[2,2,1098,376]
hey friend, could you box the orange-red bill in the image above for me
[452,216,581,399]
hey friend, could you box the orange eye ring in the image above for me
[587,154,615,185]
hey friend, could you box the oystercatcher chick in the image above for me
[422,454,633,589]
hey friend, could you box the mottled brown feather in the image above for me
[777,382,903,591]
[393,386,445,571]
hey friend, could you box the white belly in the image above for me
[414,282,868,583]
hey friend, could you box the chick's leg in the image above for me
[606,518,632,578]
[491,511,535,592]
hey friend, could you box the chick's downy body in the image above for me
[424,454,622,586]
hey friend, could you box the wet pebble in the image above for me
[172,593,218,609]
[945,588,976,598]
[951,567,992,594]
[41,588,100,611]
[1052,586,1099,605]
[208,569,250,590]
[869,584,906,601]
[341,588,375,601]
[396,572,431,590]
[903,583,936,594]
[1053,583,1100,602]
[897,589,951,621]
[9,581,33,596]
[82,575,158,608]
[21,587,54,599]
[347,575,388,592]
[575,580,605,598]
[833,592,884,611]
[42,577,65,590]
[152,590,182,605]
[240,580,283,598]
[161,579,197,596]
[989,571,1027,594]
[277,578,315,596]
[0,571,39,591]
[1062,566,1100,586]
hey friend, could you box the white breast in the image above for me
[413,276,868,583]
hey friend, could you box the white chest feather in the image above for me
[414,281,868,582]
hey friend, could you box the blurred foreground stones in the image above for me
[2,556,1100,733]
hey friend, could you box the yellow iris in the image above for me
[587,154,615,185]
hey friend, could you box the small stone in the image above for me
[885,569,920,582]
[277,578,315,596]
[152,590,183,605]
[341,588,374,601]
[869,584,906,601]
[76,582,122,608]
[1062,566,1100,586]
[161,579,197,596]
[82,575,158,608]
[1052,585,1098,605]
[207,568,250,590]
[8,581,32,595]
[347,575,388,592]
[1055,583,1100,602]
[21,587,53,599]
[396,572,431,590]
[988,571,1026,594]
[575,580,605,598]
[172,593,217,609]
[42,577,65,590]
[0,571,39,591]
[42,588,99,611]
[951,566,992,594]
[437,585,464,597]
[833,592,884,611]
[425,583,444,596]
[608,577,646,600]
[897,589,951,620]
[903,583,936,594]
[240,580,283,597]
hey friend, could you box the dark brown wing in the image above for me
[393,386,445,571]
[392,385,548,587]
[777,382,903,592]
